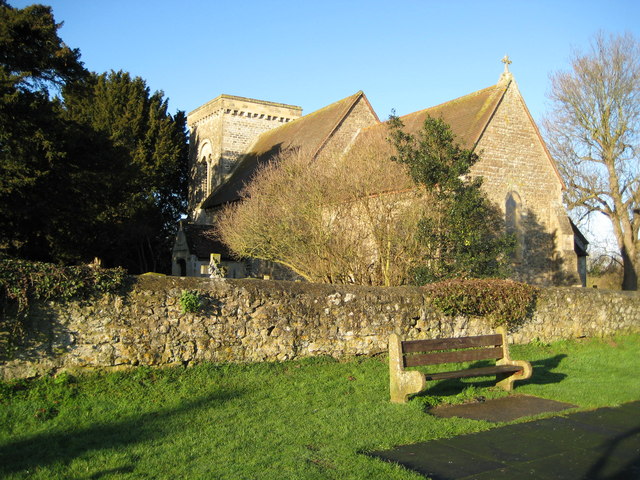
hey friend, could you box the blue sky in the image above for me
[8,0,640,124]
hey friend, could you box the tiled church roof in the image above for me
[397,84,507,148]
[352,83,507,153]
[202,77,560,211]
[181,223,232,260]
[202,91,370,209]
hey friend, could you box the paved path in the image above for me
[371,401,640,479]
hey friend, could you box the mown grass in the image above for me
[1,333,639,479]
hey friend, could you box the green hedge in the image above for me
[422,278,539,328]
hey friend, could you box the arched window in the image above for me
[506,191,523,261]
[197,141,213,203]
[206,154,213,194]
[196,157,208,203]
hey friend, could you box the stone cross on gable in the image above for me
[502,55,512,73]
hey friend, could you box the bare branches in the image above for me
[215,140,423,286]
[544,32,640,289]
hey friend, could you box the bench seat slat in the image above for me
[402,334,503,353]
[404,346,504,367]
[424,364,523,381]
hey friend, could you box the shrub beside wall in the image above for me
[1,276,639,380]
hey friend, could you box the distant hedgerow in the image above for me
[422,278,539,328]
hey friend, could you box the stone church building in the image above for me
[172,62,588,286]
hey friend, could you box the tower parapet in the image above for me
[187,95,302,220]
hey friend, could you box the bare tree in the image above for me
[544,32,640,290]
[215,138,426,286]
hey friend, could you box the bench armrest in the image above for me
[495,326,533,390]
[389,333,426,403]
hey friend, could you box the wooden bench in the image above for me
[389,326,532,403]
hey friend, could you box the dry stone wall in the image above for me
[2,276,639,380]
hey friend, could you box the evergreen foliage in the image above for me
[388,115,515,283]
[0,1,85,93]
[60,71,189,273]
[0,3,188,273]
[0,1,88,261]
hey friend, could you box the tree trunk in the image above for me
[621,246,638,291]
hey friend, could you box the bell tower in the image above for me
[187,95,302,221]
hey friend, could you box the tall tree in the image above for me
[0,1,88,259]
[544,32,640,290]
[388,115,514,284]
[0,1,85,93]
[0,3,188,273]
[61,71,189,273]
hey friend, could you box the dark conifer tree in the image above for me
[0,3,188,273]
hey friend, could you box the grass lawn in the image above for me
[1,333,639,479]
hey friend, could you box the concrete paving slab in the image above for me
[428,395,576,423]
[513,416,624,450]
[370,441,504,479]
[569,405,640,433]
[368,400,640,480]
[515,447,640,480]
[439,428,560,464]
[460,465,557,479]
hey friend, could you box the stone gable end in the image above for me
[472,81,563,223]
[318,95,379,156]
[473,81,577,284]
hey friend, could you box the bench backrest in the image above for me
[401,334,505,368]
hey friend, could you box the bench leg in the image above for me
[389,334,426,403]
[496,372,517,391]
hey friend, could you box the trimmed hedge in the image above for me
[422,278,539,328]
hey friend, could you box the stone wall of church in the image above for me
[2,276,638,380]
[187,114,222,214]
[472,80,577,285]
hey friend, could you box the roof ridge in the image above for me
[400,83,505,120]
[240,91,364,155]
[202,91,369,208]
[291,91,362,124]
[470,80,510,148]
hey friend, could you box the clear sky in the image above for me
[8,0,640,124]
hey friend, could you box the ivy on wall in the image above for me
[0,255,127,357]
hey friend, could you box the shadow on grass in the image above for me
[523,354,568,386]
[415,354,569,398]
[586,425,640,479]
[0,388,241,476]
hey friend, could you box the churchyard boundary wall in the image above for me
[2,276,639,380]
